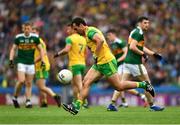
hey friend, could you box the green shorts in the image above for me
[92,59,117,77]
[69,64,86,76]
[35,70,49,79]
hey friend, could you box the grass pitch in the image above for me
[0,105,179,124]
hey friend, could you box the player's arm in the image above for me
[144,46,164,61]
[9,44,17,68]
[9,44,17,61]
[117,46,127,62]
[129,39,144,55]
[34,47,47,63]
[56,45,71,56]
[37,43,45,63]
[143,46,154,56]
[92,33,104,56]
[54,37,72,58]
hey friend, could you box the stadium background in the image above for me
[0,0,179,106]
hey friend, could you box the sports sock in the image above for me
[136,81,147,89]
[74,100,83,110]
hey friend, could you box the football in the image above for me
[57,69,73,84]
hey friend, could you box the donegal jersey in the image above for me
[85,26,115,64]
[14,33,40,64]
[109,38,126,66]
[66,33,86,66]
[34,38,50,71]
[125,26,145,64]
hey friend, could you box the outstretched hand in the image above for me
[153,53,168,64]
[54,53,59,58]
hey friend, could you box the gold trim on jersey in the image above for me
[128,38,144,47]
[18,43,36,50]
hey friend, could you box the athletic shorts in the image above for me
[117,64,123,75]
[69,64,86,76]
[92,59,117,77]
[17,63,35,75]
[35,70,49,79]
[123,63,147,77]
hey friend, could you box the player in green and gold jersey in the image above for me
[123,16,164,111]
[32,26,61,107]
[62,17,155,115]
[9,22,45,108]
[106,29,147,111]
[54,24,87,106]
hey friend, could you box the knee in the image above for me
[25,82,32,87]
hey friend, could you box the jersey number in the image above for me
[78,44,84,54]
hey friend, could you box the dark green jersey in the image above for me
[125,27,144,64]
[109,38,126,66]
[14,33,40,64]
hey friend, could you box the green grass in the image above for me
[0,105,179,124]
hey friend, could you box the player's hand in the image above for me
[153,53,162,60]
[41,61,46,70]
[9,60,14,68]
[153,53,168,64]
[54,53,59,58]
[142,53,148,62]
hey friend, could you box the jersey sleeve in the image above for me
[131,31,142,42]
[119,40,126,48]
[34,37,40,45]
[65,37,72,45]
[14,37,19,45]
[87,29,97,40]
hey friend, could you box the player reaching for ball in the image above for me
[54,24,88,108]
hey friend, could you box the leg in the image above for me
[12,71,26,108]
[136,74,153,105]
[36,78,61,107]
[122,73,146,105]
[62,67,102,115]
[39,90,48,107]
[25,74,34,108]
[71,75,82,99]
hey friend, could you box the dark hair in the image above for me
[107,29,117,34]
[23,22,33,26]
[71,17,87,26]
[137,16,149,23]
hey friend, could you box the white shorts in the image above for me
[17,63,35,75]
[117,64,123,75]
[123,63,147,77]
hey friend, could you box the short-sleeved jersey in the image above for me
[109,38,126,66]
[14,33,40,64]
[125,26,145,64]
[34,38,50,71]
[66,33,86,67]
[85,26,115,64]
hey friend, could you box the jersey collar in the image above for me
[137,26,143,34]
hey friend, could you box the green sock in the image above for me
[74,100,83,110]
[137,81,147,89]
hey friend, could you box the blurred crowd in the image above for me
[0,0,179,88]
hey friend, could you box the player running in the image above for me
[32,26,61,107]
[9,22,45,108]
[62,17,155,115]
[106,29,147,111]
[123,16,165,111]
[54,24,87,107]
